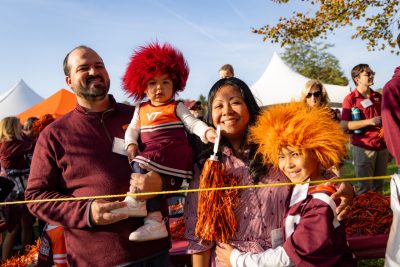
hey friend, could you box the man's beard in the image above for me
[74,76,110,101]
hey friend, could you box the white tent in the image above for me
[251,52,351,107]
[0,79,43,120]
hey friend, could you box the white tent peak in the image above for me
[0,79,43,119]
[251,52,350,107]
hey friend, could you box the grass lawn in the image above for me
[342,146,397,267]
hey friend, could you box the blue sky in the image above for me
[1,0,399,103]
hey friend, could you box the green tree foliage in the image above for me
[198,94,207,106]
[281,42,349,85]
[252,0,400,53]
[197,94,206,109]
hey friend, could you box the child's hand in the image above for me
[127,144,138,162]
[216,243,234,267]
[205,128,217,143]
[330,181,354,220]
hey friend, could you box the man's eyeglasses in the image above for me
[360,71,375,77]
[306,91,322,98]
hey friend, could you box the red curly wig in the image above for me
[123,42,189,101]
[249,102,348,170]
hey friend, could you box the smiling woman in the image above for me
[210,84,250,152]
[185,77,292,267]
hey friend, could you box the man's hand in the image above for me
[130,170,163,201]
[89,199,129,225]
[331,181,355,220]
[370,116,382,127]
[127,144,138,162]
[216,243,234,267]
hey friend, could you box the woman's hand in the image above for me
[205,128,217,143]
[331,181,355,220]
[216,243,234,267]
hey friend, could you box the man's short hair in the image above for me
[219,64,234,75]
[63,45,94,76]
[351,63,372,86]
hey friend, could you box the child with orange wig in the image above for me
[112,42,216,242]
[216,102,356,267]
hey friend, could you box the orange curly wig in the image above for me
[123,42,189,101]
[249,102,348,170]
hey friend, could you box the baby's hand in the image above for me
[206,128,217,143]
[127,144,138,162]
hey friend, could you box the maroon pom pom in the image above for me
[123,42,189,101]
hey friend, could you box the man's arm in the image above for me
[25,133,127,228]
[382,84,400,165]
[340,117,381,131]
[340,95,381,131]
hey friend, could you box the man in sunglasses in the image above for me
[340,64,388,194]
[382,34,400,173]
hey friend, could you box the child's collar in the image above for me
[289,179,309,207]
[289,179,337,207]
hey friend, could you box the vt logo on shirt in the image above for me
[146,111,162,121]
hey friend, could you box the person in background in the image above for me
[382,34,400,172]
[37,223,67,267]
[300,79,340,121]
[340,64,388,194]
[184,100,204,121]
[22,117,39,141]
[216,102,355,267]
[30,114,57,241]
[219,64,235,78]
[300,79,343,177]
[183,77,354,267]
[0,116,35,261]
[25,45,179,266]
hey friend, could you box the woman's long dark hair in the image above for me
[192,77,267,183]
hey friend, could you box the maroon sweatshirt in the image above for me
[0,139,33,170]
[382,67,400,166]
[25,95,177,266]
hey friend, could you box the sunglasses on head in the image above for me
[306,91,322,98]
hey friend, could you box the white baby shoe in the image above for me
[129,216,168,241]
[111,195,147,217]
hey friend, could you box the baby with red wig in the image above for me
[112,42,216,241]
[216,102,356,266]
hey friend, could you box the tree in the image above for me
[281,42,349,85]
[198,94,207,111]
[198,94,207,106]
[252,0,400,53]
